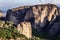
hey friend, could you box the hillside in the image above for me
[0,4,60,40]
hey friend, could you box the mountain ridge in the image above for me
[4,4,60,38]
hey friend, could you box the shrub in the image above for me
[0,20,27,40]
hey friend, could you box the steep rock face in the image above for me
[6,7,32,25]
[48,22,60,35]
[17,21,32,38]
[6,4,60,36]
[48,10,60,36]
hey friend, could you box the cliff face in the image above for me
[6,4,60,36]
[17,21,32,38]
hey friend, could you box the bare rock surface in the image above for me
[6,4,60,37]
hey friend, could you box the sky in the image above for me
[0,0,60,13]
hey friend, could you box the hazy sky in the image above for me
[0,0,60,12]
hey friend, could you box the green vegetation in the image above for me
[0,20,27,40]
[0,20,48,40]
[0,20,60,40]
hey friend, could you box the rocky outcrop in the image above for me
[6,4,60,37]
[0,11,6,21]
[0,12,3,17]
[17,21,32,38]
[6,7,33,25]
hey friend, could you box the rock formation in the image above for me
[6,4,60,37]
[0,11,6,21]
[0,12,3,17]
[17,21,32,38]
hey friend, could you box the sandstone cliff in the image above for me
[17,21,32,38]
[6,4,60,38]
